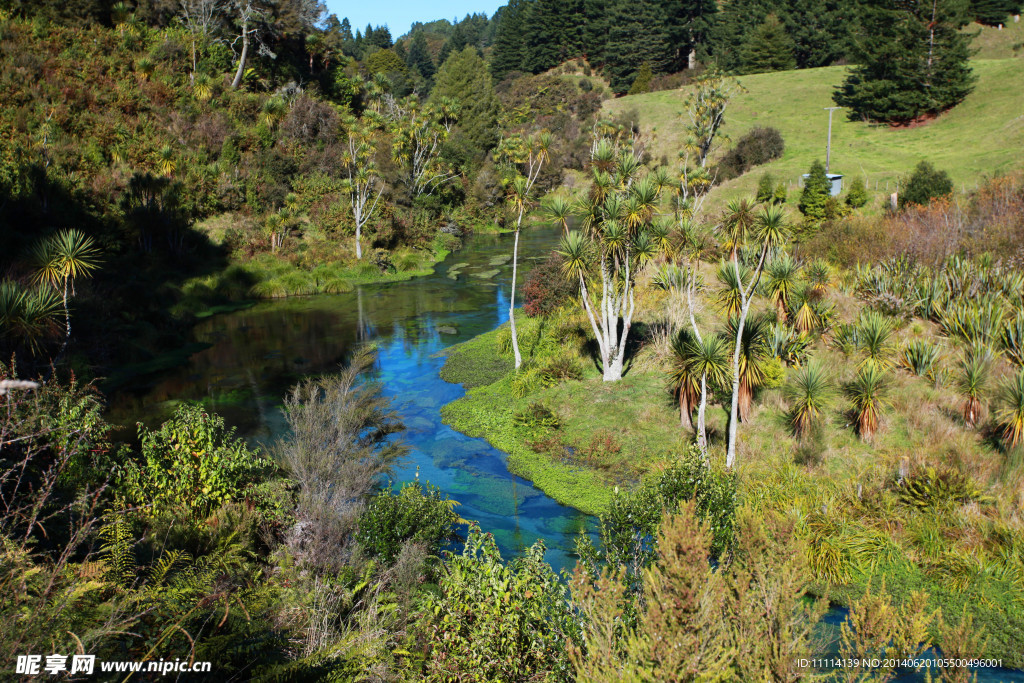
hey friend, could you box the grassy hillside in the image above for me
[604,58,1024,210]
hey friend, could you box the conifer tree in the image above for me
[522,0,582,73]
[834,0,976,123]
[708,0,773,72]
[782,0,854,69]
[660,0,719,71]
[604,0,671,94]
[491,0,528,81]
[799,160,831,222]
[627,62,654,95]
[406,31,436,81]
[432,46,500,157]
[742,14,797,73]
[582,0,610,66]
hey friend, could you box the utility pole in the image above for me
[824,107,840,173]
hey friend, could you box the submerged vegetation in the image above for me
[4,0,1024,679]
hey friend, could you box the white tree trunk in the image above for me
[230,11,249,90]
[509,225,523,369]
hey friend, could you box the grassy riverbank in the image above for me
[439,278,1024,664]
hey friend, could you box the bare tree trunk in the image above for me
[231,8,250,90]
[726,246,768,469]
[509,223,523,369]
[696,373,708,454]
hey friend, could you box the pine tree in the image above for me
[604,0,671,94]
[834,0,976,124]
[431,46,500,157]
[799,160,831,222]
[627,62,654,95]
[898,161,953,209]
[582,0,609,66]
[339,17,353,42]
[971,0,1021,26]
[845,177,869,208]
[406,31,436,80]
[660,0,719,71]
[782,0,854,69]
[491,0,528,81]
[756,173,775,203]
[741,14,797,73]
[523,0,583,73]
[707,0,774,72]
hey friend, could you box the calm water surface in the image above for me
[107,230,1023,680]
[108,228,593,572]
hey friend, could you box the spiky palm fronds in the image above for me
[751,204,792,252]
[653,263,687,292]
[789,283,822,336]
[958,352,991,428]
[806,259,832,298]
[716,260,750,317]
[856,311,897,370]
[938,294,1008,347]
[668,328,701,430]
[830,323,861,355]
[686,333,732,392]
[765,322,811,366]
[720,197,757,261]
[847,364,889,440]
[725,312,773,422]
[541,195,573,234]
[557,230,592,281]
[260,96,288,128]
[784,360,833,438]
[764,253,800,322]
[899,340,942,379]
[192,73,214,102]
[1000,312,1024,368]
[996,370,1024,448]
[0,281,63,355]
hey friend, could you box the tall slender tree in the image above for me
[490,0,528,81]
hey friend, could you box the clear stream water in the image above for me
[107,229,1023,681]
[108,227,593,573]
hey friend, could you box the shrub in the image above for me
[523,253,577,317]
[356,480,461,564]
[756,173,775,203]
[540,353,584,386]
[627,62,653,95]
[799,160,831,222]
[118,404,277,518]
[899,161,953,210]
[716,127,785,181]
[513,402,561,432]
[845,176,869,208]
[896,466,988,510]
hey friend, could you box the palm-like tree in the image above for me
[542,195,573,235]
[856,312,896,370]
[684,333,731,451]
[847,364,889,440]
[1000,312,1024,367]
[31,229,101,348]
[784,360,833,438]
[958,352,991,428]
[0,281,63,358]
[724,312,772,422]
[716,259,749,318]
[720,197,758,262]
[669,328,701,430]
[789,283,822,336]
[157,145,176,176]
[996,370,1024,448]
[764,253,800,322]
[806,259,832,298]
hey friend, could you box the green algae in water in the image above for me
[472,269,500,279]
[488,255,512,266]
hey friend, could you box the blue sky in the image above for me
[322,0,505,39]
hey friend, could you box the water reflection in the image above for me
[107,228,593,572]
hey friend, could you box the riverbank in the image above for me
[439,302,1024,667]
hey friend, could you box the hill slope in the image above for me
[605,58,1024,208]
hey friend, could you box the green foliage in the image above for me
[784,359,834,438]
[431,46,500,158]
[798,159,831,222]
[356,480,461,564]
[834,0,976,123]
[422,525,575,682]
[512,401,562,433]
[896,466,988,510]
[756,172,775,203]
[741,14,797,74]
[899,339,942,379]
[845,176,869,208]
[119,403,276,518]
[627,62,654,96]
[899,160,954,209]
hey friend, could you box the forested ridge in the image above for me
[2,0,1024,680]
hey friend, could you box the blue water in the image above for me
[108,229,1024,678]
[108,228,593,571]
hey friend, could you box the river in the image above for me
[107,229,1024,681]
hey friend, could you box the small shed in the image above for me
[801,173,844,197]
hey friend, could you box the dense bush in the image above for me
[118,403,277,518]
[357,480,461,564]
[715,126,785,181]
[523,253,577,317]
[899,160,954,210]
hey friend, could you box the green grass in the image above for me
[604,58,1024,211]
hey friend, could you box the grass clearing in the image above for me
[604,58,1024,212]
